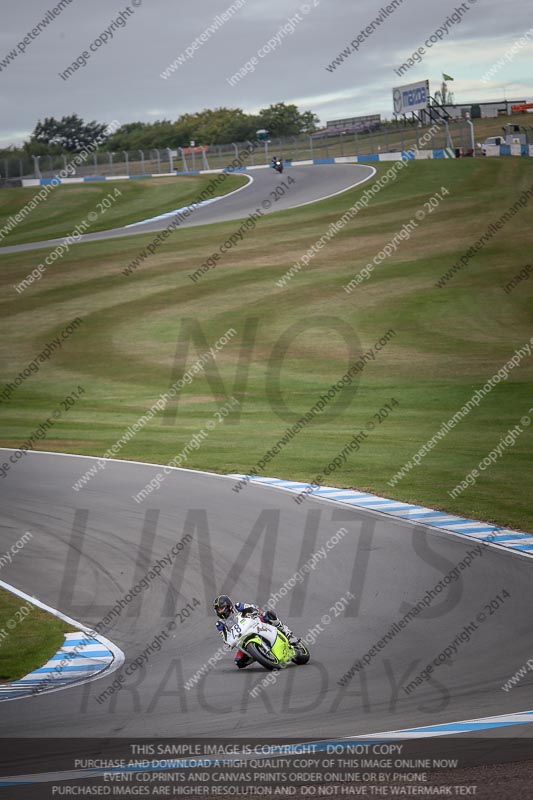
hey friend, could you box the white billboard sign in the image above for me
[393,80,430,115]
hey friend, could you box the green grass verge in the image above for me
[0,587,75,682]
[0,158,532,532]
[0,174,246,246]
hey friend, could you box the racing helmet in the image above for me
[213,594,233,620]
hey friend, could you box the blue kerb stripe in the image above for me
[341,497,388,505]
[408,721,525,732]
[352,498,395,505]
[401,151,416,160]
[62,636,98,643]
[387,500,416,511]
[32,664,103,673]
[314,488,368,496]
[84,176,106,182]
[317,489,369,496]
[459,526,500,533]
[244,476,532,561]
[332,494,379,501]
[486,534,530,543]
[49,650,110,659]
[313,158,336,164]
[280,481,316,488]
[407,511,454,518]
[433,149,446,159]
[447,525,499,534]
[13,682,83,689]
[40,178,61,185]
[57,642,99,649]
[266,481,310,489]
[314,487,360,493]
[254,477,288,484]
[356,154,379,162]
[129,173,153,179]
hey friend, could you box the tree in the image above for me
[105,121,178,151]
[173,108,260,145]
[258,103,319,137]
[28,114,108,153]
[104,122,147,151]
[300,110,320,134]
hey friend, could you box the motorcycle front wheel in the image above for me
[292,642,310,665]
[245,641,280,671]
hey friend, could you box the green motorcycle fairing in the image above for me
[243,632,295,665]
[271,631,295,663]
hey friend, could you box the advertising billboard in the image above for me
[393,80,430,115]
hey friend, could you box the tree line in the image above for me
[2,104,320,158]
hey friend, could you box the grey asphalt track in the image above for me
[1,450,533,746]
[0,164,375,255]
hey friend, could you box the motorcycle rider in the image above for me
[213,594,299,669]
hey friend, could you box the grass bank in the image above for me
[1,159,532,530]
[0,587,74,682]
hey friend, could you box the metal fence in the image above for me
[1,155,36,185]
[0,119,483,186]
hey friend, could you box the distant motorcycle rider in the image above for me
[213,594,298,669]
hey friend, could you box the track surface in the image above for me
[1,450,533,744]
[0,164,375,254]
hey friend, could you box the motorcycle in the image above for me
[272,159,284,174]
[226,612,310,670]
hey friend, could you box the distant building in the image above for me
[326,114,381,129]
[311,114,381,139]
[426,100,526,120]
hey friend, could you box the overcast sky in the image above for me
[1,0,532,147]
